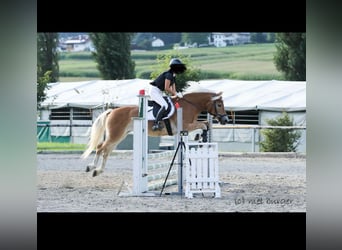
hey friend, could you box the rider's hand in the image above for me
[176,92,183,98]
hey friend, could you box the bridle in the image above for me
[211,98,227,121]
[180,95,227,121]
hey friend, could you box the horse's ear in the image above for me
[212,91,223,101]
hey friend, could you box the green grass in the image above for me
[58,43,284,82]
[37,142,86,151]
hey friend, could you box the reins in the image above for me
[178,95,224,118]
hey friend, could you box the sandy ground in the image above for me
[37,151,306,212]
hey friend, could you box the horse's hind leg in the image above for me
[92,142,116,177]
[85,153,100,172]
[85,142,103,172]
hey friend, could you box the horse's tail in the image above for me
[81,109,112,159]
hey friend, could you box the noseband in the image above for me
[209,99,227,121]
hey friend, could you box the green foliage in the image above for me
[58,44,284,82]
[37,33,59,108]
[58,52,93,60]
[136,70,153,79]
[250,33,267,43]
[37,71,52,108]
[150,54,201,92]
[37,33,59,82]
[89,33,135,80]
[260,112,301,152]
[152,33,182,45]
[37,142,86,151]
[274,33,306,81]
[181,33,211,45]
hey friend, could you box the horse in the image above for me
[81,89,229,177]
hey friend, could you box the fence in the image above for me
[37,122,306,152]
[211,124,306,152]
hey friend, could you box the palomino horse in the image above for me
[82,90,229,177]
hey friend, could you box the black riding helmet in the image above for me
[169,58,187,74]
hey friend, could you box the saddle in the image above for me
[147,96,175,135]
[147,96,174,119]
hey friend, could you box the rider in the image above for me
[149,58,187,131]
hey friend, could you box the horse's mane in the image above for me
[183,82,216,95]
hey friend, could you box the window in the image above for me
[50,107,92,120]
[231,110,259,125]
[200,110,259,125]
[50,107,70,120]
[72,107,92,120]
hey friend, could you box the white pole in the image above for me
[207,113,213,142]
[132,91,148,195]
[252,128,255,152]
[176,107,183,194]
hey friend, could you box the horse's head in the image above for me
[209,91,229,125]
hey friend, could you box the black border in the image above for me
[38,212,305,248]
[37,1,305,32]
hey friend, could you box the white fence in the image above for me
[210,125,306,152]
[184,142,221,198]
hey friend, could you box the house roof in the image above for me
[41,79,306,112]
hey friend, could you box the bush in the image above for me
[136,70,152,79]
[259,112,301,152]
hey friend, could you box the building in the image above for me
[59,35,94,52]
[38,79,306,152]
[209,33,251,47]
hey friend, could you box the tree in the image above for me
[37,33,59,108]
[153,33,182,45]
[150,54,201,92]
[37,71,52,108]
[266,33,276,43]
[181,33,210,46]
[259,112,301,152]
[131,32,153,50]
[250,33,267,43]
[274,33,306,81]
[90,33,135,80]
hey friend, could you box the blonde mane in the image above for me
[183,81,216,94]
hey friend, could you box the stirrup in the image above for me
[152,121,164,131]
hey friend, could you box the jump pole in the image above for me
[177,107,183,194]
[131,90,185,196]
[132,89,150,195]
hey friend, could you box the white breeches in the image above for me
[149,85,168,109]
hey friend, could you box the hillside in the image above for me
[58,43,283,82]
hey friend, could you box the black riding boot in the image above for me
[152,107,166,131]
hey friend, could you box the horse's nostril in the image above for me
[221,116,229,125]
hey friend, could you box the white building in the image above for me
[210,33,251,47]
[151,38,165,47]
[38,79,306,153]
[59,35,93,52]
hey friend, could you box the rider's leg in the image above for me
[152,106,167,130]
[149,86,168,130]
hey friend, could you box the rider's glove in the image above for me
[176,92,183,98]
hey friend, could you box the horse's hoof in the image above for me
[92,170,98,177]
[86,166,90,172]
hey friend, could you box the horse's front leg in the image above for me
[187,121,209,142]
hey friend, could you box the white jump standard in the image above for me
[125,89,221,198]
